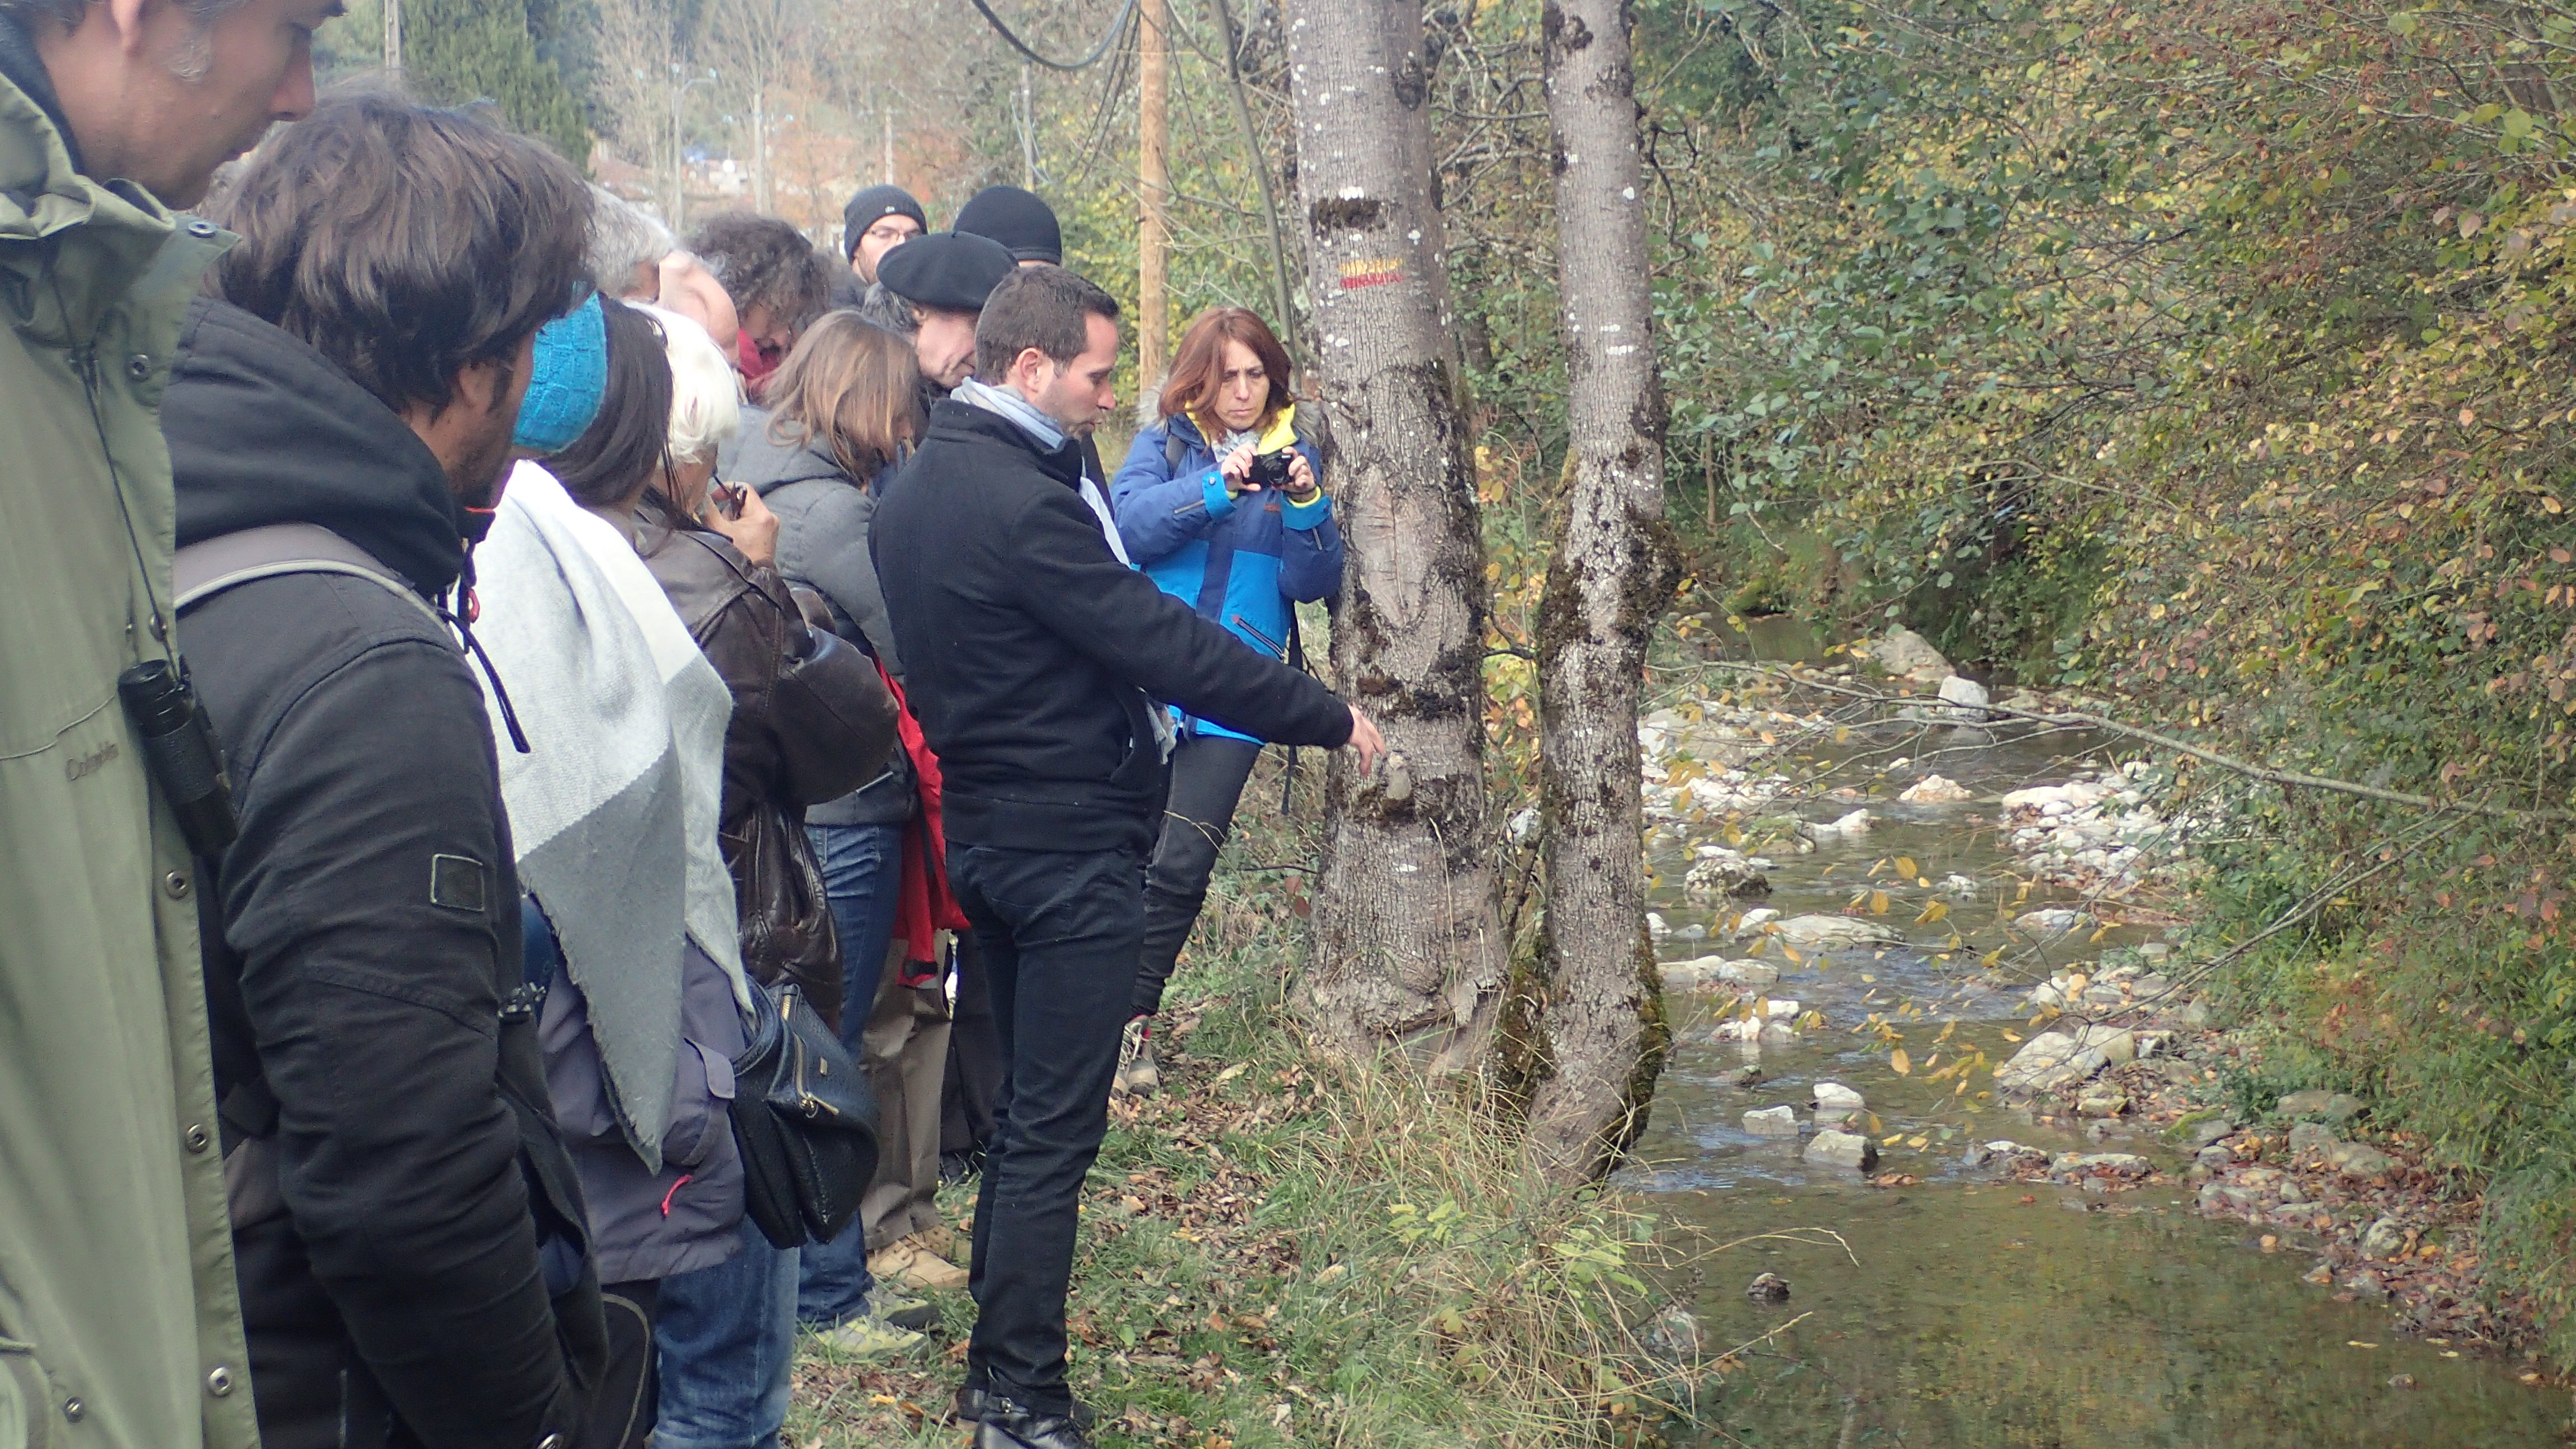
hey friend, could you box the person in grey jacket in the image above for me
[735,310,956,1352]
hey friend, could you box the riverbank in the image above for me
[1626,638,2576,1443]
[788,787,1683,1449]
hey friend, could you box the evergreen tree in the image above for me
[404,0,593,169]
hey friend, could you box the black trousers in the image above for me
[948,840,1147,1416]
[1134,734,1263,1016]
[940,931,1005,1178]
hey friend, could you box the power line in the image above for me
[964,0,1139,72]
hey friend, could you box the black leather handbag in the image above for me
[730,979,880,1248]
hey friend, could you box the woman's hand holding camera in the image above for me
[1283,450,1320,504]
[1218,442,1260,495]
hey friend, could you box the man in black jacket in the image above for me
[873,267,1381,1449]
[163,93,606,1449]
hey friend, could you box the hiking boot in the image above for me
[867,1283,938,1332]
[809,1315,925,1362]
[869,1233,969,1291]
[1112,1016,1159,1096]
[955,1386,1096,1431]
[973,1395,1096,1449]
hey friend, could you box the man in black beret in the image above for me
[845,183,928,286]
[873,229,1018,391]
[956,185,1063,267]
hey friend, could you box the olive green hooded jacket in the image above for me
[0,48,263,1449]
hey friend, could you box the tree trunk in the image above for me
[1284,0,1503,1072]
[1510,0,1682,1182]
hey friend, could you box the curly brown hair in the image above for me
[688,212,834,335]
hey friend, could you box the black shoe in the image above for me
[973,1395,1096,1449]
[958,1388,1097,1435]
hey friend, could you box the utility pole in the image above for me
[1020,62,1037,189]
[751,84,768,212]
[1138,0,1171,385]
[673,67,715,230]
[383,0,400,73]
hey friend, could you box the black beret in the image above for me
[955,184,1063,264]
[842,184,927,258]
[875,230,1017,312]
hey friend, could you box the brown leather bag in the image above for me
[727,799,843,1026]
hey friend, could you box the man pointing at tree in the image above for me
[872,265,1380,1449]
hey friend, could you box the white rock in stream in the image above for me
[1810,1082,1866,1113]
[1752,914,1904,950]
[1936,674,1992,721]
[1804,1129,1881,1172]
[1801,808,1873,844]
[1868,628,1952,681]
[2012,908,2092,943]
[1658,956,1781,991]
[1995,1030,2111,1095]
[1940,873,1980,897]
[1898,774,1974,803]
[1742,1106,1800,1136]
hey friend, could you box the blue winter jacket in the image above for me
[1111,406,1343,742]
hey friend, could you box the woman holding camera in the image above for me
[1109,306,1342,1095]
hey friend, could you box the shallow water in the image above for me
[1623,714,2569,1447]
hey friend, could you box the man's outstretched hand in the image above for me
[1345,705,1385,776]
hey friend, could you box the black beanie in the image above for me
[955,184,1063,264]
[877,230,1018,312]
[843,184,927,259]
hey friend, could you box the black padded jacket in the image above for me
[870,398,1352,855]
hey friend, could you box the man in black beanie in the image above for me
[955,184,1063,267]
[951,187,1106,487]
[844,183,927,287]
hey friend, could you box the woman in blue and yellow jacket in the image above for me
[1108,307,1343,1091]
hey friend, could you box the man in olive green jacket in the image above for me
[0,0,332,1444]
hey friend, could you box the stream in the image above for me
[1620,629,2568,1447]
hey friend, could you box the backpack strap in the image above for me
[174,522,442,628]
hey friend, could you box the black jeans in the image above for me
[1134,734,1263,1017]
[948,840,1147,1415]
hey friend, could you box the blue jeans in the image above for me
[653,1216,797,1449]
[797,820,906,1327]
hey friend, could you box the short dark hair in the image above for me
[688,212,832,330]
[973,267,1119,383]
[550,298,674,510]
[205,88,593,416]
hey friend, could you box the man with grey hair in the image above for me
[0,0,332,1446]
[587,183,677,300]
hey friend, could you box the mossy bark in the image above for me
[1283,0,1504,1071]
[1511,0,1683,1182]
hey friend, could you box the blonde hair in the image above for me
[640,303,741,465]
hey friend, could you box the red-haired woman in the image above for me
[1108,306,1342,1093]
